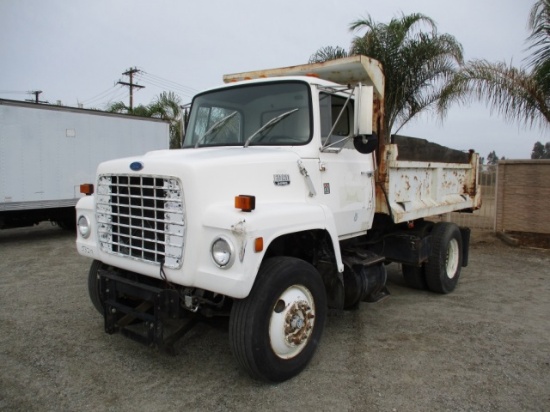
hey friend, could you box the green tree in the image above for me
[148,92,184,149]
[309,13,464,141]
[106,101,153,116]
[440,0,550,129]
[527,0,550,94]
[487,150,500,165]
[531,141,550,158]
[309,46,349,63]
[106,91,183,149]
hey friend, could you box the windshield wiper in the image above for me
[194,111,237,148]
[244,108,299,148]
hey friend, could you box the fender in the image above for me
[192,200,344,298]
[203,201,343,269]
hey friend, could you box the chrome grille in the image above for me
[96,174,185,269]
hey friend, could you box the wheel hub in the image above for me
[284,301,314,345]
[445,238,460,279]
[269,284,317,359]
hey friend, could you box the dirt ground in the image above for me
[1,224,549,412]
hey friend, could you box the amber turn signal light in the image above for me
[80,183,94,195]
[254,237,264,252]
[235,195,255,212]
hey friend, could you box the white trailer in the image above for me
[0,99,169,229]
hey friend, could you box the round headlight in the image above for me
[211,237,234,268]
[78,215,91,238]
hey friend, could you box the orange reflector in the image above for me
[254,237,264,252]
[80,183,94,195]
[305,73,320,78]
[235,195,255,212]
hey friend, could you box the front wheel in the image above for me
[88,260,106,314]
[425,223,463,294]
[229,257,327,382]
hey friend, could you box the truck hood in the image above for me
[144,146,304,167]
[96,146,316,206]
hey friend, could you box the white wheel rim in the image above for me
[445,238,460,279]
[269,284,316,359]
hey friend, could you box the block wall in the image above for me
[496,160,550,234]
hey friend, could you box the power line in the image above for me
[0,90,29,95]
[104,87,131,107]
[133,70,198,102]
[139,71,198,95]
[135,75,191,97]
[80,84,124,105]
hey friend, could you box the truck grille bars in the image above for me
[96,175,185,269]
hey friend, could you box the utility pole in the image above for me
[118,67,144,110]
[25,90,48,104]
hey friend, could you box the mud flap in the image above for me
[460,227,471,267]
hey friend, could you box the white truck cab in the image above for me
[76,56,480,382]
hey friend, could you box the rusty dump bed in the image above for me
[376,142,481,224]
[225,56,481,223]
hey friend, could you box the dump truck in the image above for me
[0,99,169,230]
[75,56,480,382]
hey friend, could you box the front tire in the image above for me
[425,223,463,294]
[229,257,327,382]
[88,260,106,314]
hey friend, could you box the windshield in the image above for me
[183,81,312,148]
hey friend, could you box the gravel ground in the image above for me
[1,224,549,412]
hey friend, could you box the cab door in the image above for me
[317,92,375,238]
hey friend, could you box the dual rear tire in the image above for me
[402,222,463,294]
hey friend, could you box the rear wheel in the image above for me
[229,257,327,382]
[402,264,428,290]
[425,223,463,294]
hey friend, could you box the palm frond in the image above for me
[105,101,128,113]
[440,60,550,128]
[348,13,462,138]
[308,46,349,64]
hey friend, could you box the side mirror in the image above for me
[354,84,373,136]
[353,133,378,154]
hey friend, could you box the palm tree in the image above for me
[309,13,464,141]
[106,91,184,148]
[309,46,349,64]
[106,101,153,116]
[148,91,184,148]
[440,0,550,129]
[527,0,550,93]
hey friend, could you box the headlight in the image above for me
[211,237,234,268]
[77,215,91,238]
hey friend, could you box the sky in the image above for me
[1,0,548,160]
